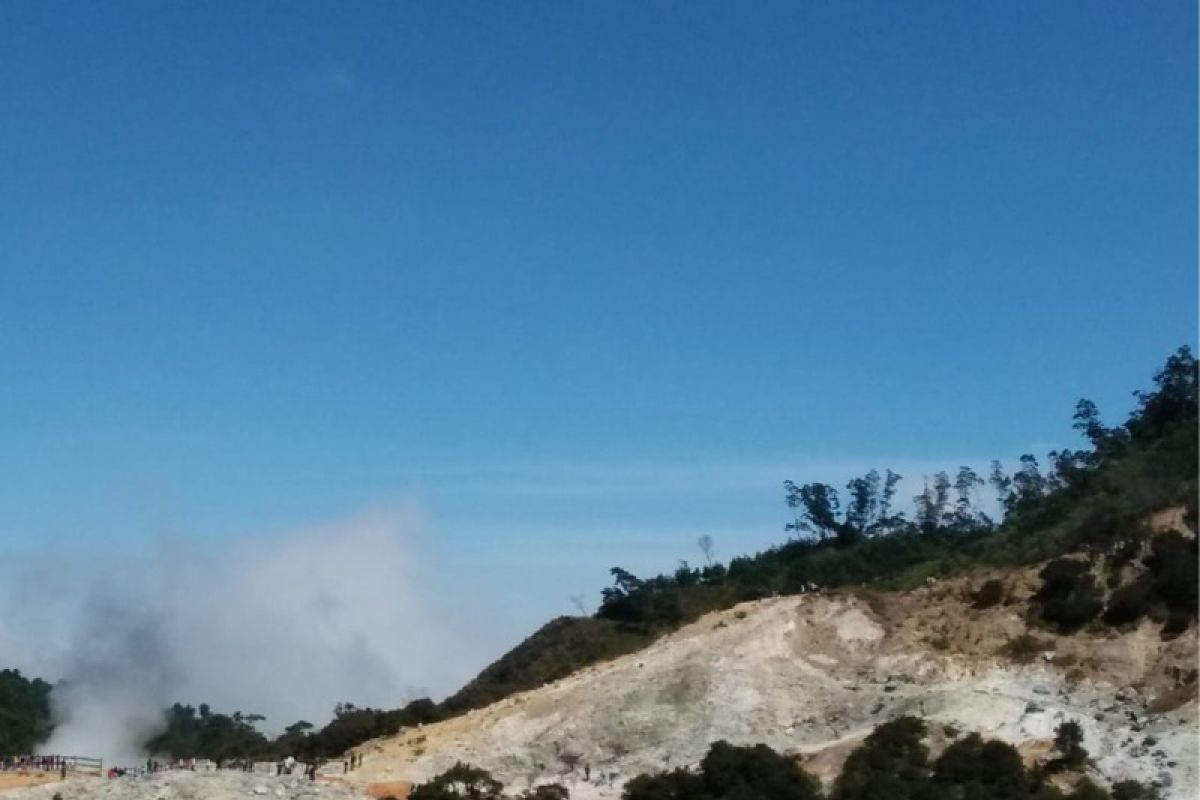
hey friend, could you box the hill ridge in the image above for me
[344,568,1198,800]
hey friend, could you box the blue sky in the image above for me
[1,2,1196,688]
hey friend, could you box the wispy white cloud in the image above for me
[395,454,1013,500]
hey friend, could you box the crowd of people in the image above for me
[102,759,172,779]
[276,755,325,781]
[4,753,342,783]
[2,755,74,777]
[114,755,330,781]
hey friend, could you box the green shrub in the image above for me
[1102,577,1153,627]
[1053,721,1088,770]
[932,734,1041,800]
[1145,533,1198,623]
[1000,633,1053,664]
[623,740,819,800]
[1033,560,1103,633]
[972,579,1006,609]
[621,720,1151,800]
[832,717,929,800]
[1071,778,1110,800]
[0,669,53,754]
[701,741,821,800]
[439,616,655,715]
[622,768,702,800]
[1111,780,1157,800]
[409,763,504,800]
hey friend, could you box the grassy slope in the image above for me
[439,617,657,714]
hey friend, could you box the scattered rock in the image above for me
[323,593,1199,800]
[1117,686,1140,703]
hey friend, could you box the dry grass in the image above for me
[999,633,1054,664]
[1147,683,1198,714]
[0,773,62,791]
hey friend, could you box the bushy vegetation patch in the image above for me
[1032,560,1104,634]
[999,633,1054,664]
[624,740,821,800]
[0,669,52,754]
[932,733,1057,800]
[405,720,1154,800]
[831,716,930,800]
[404,719,1151,800]
[1051,721,1088,771]
[1145,533,1199,636]
[621,718,1144,800]
[440,617,657,715]
[1102,577,1154,627]
[146,697,441,762]
[409,762,504,800]
[972,579,1006,609]
[1097,532,1199,635]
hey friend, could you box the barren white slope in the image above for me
[351,586,1198,800]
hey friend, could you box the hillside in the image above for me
[342,564,1198,800]
[0,347,1194,788]
[417,347,1199,728]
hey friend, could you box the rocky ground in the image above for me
[0,771,366,800]
[346,579,1198,800]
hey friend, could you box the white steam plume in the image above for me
[42,589,176,766]
[3,507,487,766]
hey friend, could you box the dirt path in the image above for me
[0,774,62,793]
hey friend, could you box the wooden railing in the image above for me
[70,756,104,775]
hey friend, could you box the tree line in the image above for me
[143,697,442,762]
[0,669,52,754]
[591,346,1197,634]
